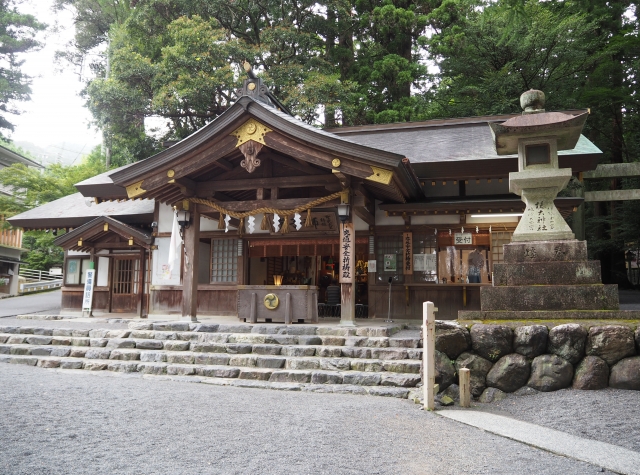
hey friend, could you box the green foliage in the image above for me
[0,0,46,138]
[0,146,106,217]
[20,231,64,271]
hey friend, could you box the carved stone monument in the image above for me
[460,91,640,321]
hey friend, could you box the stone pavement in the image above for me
[0,289,61,317]
[439,409,640,475]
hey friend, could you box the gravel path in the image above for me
[0,364,613,475]
[479,388,640,453]
[0,290,61,317]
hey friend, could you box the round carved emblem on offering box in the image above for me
[264,293,279,310]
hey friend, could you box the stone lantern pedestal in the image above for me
[459,90,640,321]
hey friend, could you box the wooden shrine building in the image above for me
[9,77,602,321]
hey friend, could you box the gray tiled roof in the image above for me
[336,122,601,163]
[8,192,154,229]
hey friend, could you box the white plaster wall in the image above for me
[375,201,404,225]
[200,215,219,231]
[97,257,109,286]
[158,203,174,232]
[354,214,368,231]
[152,237,181,285]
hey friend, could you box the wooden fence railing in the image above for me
[0,226,23,248]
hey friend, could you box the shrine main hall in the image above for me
[9,78,600,323]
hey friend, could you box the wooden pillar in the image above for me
[182,203,200,321]
[339,197,356,326]
[138,247,147,318]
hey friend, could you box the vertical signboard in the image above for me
[403,232,413,274]
[339,222,355,283]
[82,268,96,315]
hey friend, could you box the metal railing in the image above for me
[18,267,63,293]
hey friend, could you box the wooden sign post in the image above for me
[339,220,356,325]
[423,301,437,411]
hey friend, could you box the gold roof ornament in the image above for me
[230,118,272,147]
[366,166,393,185]
[126,180,146,199]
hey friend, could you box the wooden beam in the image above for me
[256,188,265,200]
[93,242,150,249]
[136,135,237,192]
[264,132,374,179]
[353,206,375,226]
[173,177,196,197]
[266,153,321,175]
[215,158,234,171]
[196,174,337,195]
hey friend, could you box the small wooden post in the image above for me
[459,368,471,408]
[423,301,436,411]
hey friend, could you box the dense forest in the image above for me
[0,0,639,281]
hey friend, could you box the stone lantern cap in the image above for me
[489,90,589,155]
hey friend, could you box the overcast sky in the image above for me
[8,0,101,150]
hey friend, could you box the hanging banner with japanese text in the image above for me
[339,222,355,283]
[402,232,413,274]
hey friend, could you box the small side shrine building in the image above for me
[9,80,602,321]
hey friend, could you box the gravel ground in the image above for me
[478,387,640,453]
[0,364,614,475]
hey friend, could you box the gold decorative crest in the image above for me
[126,180,146,199]
[366,166,393,185]
[332,158,341,168]
[230,119,272,147]
[264,293,279,310]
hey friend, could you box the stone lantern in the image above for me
[489,90,589,241]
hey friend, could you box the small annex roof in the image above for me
[8,192,154,230]
[0,144,43,169]
[74,162,134,199]
[54,216,153,252]
[328,111,602,178]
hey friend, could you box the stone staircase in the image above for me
[0,322,423,398]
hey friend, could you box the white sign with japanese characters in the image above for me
[82,269,96,312]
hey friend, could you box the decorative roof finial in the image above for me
[520,89,545,114]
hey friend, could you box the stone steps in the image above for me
[0,322,424,399]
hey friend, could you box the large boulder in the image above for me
[514,325,548,358]
[470,324,513,362]
[527,354,573,392]
[573,356,609,390]
[547,323,587,364]
[455,351,493,397]
[435,322,471,359]
[635,326,640,354]
[486,353,530,393]
[478,387,507,403]
[585,325,636,366]
[434,350,457,391]
[609,356,640,390]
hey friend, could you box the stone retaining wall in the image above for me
[432,322,640,402]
